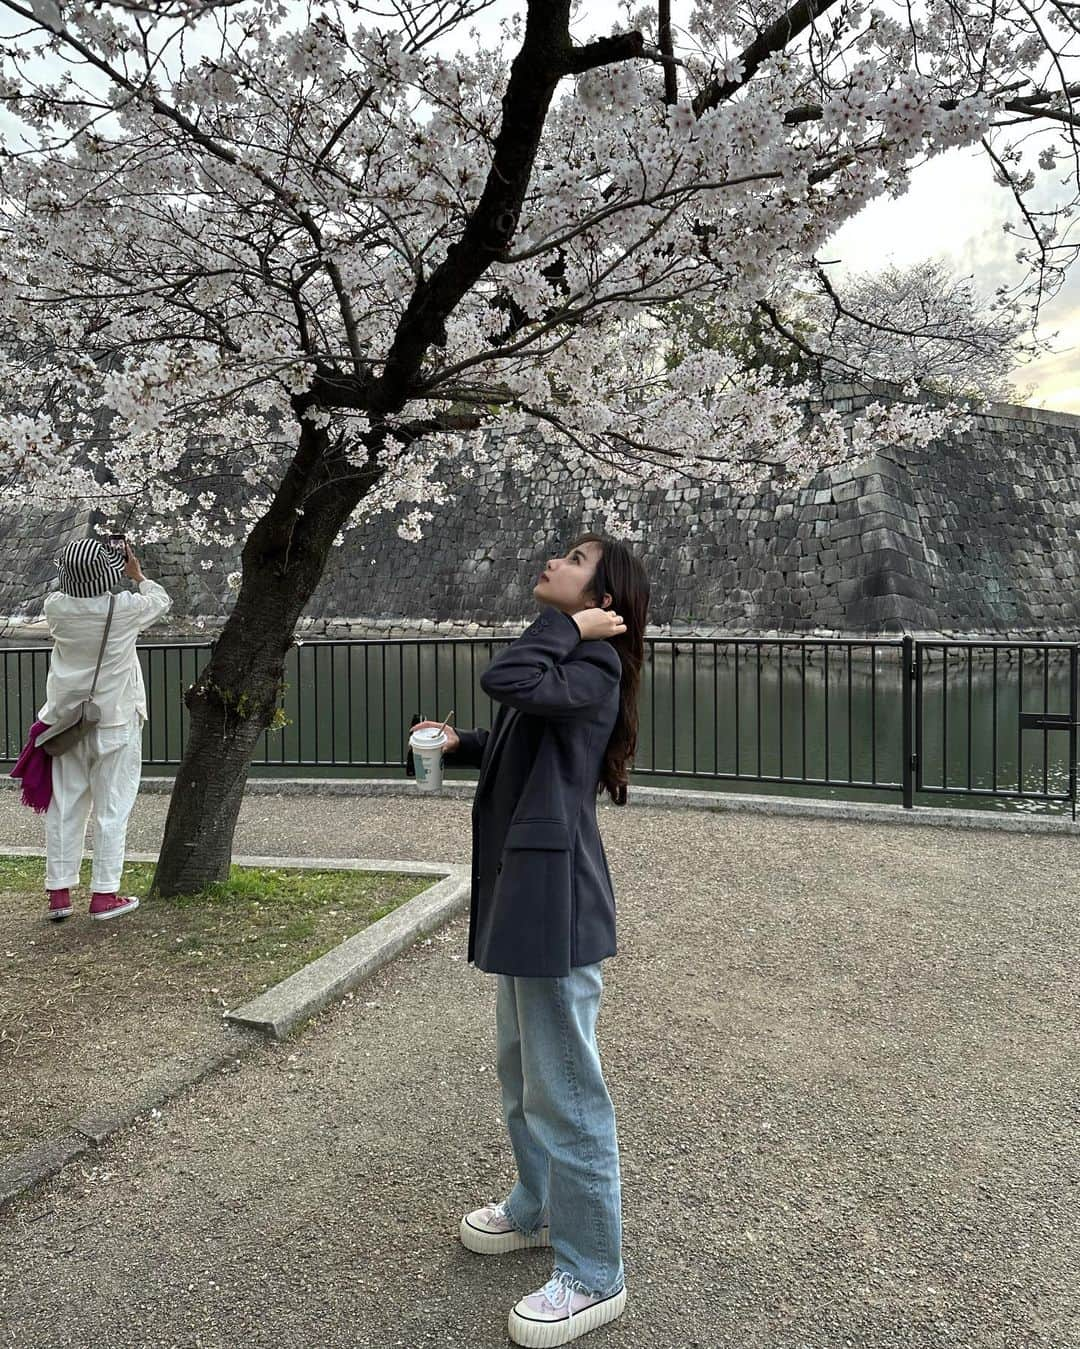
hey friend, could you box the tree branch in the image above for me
[369,3,644,415]
[692,0,846,117]
[658,1,678,106]
[565,30,646,76]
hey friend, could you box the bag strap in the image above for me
[87,593,116,700]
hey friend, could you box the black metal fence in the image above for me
[1,634,1076,815]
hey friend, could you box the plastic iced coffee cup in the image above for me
[409,726,448,791]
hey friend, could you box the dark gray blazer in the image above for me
[442,605,623,977]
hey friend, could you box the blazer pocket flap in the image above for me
[504,818,571,851]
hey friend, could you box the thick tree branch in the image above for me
[565,31,647,76]
[369,3,644,415]
[385,410,486,444]
[692,0,845,117]
[658,1,678,106]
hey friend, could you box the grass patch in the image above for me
[0,855,435,1008]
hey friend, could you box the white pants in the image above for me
[44,715,143,893]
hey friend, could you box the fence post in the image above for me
[1070,645,1078,824]
[902,635,914,809]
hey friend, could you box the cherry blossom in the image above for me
[0,0,1073,556]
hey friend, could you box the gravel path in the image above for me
[1,789,1077,1347]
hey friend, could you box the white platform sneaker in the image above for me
[508,1270,627,1347]
[459,1200,552,1255]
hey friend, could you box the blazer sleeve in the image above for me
[478,608,621,721]
[441,727,490,770]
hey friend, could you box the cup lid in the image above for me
[410,727,447,745]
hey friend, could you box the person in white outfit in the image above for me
[39,536,172,921]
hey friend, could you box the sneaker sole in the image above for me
[459,1215,552,1255]
[89,899,140,921]
[508,1284,626,1347]
[47,909,73,920]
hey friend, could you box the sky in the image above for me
[4,0,1078,412]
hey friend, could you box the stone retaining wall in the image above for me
[3,381,1078,642]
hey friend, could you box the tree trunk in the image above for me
[148,594,304,897]
[148,8,627,895]
[150,418,379,896]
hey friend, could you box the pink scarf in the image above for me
[9,719,53,814]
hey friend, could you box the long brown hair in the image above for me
[568,531,650,806]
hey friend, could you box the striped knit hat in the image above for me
[56,537,126,598]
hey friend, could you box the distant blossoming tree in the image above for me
[0,0,1076,891]
[739,257,1040,400]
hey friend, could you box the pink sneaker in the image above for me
[508,1270,627,1346]
[88,892,140,921]
[46,888,73,920]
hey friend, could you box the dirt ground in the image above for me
[0,856,431,1159]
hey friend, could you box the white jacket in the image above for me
[38,579,173,728]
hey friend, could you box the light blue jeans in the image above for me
[495,961,625,1298]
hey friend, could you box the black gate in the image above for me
[911,638,1079,819]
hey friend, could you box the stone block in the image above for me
[828,518,864,542]
[851,454,904,479]
[859,472,916,505]
[849,548,914,578]
[860,526,914,555]
[857,510,920,538]
[859,571,929,601]
[829,480,862,503]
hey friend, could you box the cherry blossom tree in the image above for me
[0,0,1077,893]
[803,257,1042,399]
[690,256,1043,398]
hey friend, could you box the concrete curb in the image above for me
[0,852,468,1212]
[0,1037,260,1209]
[135,775,1080,834]
[223,862,470,1040]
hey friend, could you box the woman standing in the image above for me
[414,531,649,1347]
[38,537,172,920]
